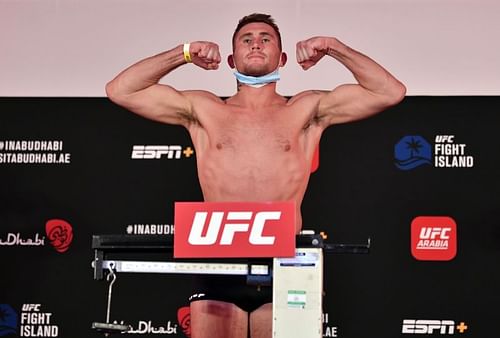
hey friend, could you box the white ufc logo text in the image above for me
[22,304,41,312]
[419,227,451,240]
[188,211,280,245]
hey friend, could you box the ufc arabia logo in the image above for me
[132,145,182,159]
[411,216,457,261]
[188,211,280,245]
[416,227,451,249]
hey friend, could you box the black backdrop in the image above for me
[1,97,499,338]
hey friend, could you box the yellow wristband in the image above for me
[183,43,192,63]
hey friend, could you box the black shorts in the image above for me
[189,274,272,313]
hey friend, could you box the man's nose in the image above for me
[251,41,262,50]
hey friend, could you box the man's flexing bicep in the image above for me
[106,41,222,127]
[296,36,406,127]
[316,82,399,126]
[106,81,194,126]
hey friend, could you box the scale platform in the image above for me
[91,233,370,337]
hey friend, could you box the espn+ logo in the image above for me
[402,319,468,335]
[188,211,279,245]
[411,216,457,261]
[131,145,194,159]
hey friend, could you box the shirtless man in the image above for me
[106,13,405,338]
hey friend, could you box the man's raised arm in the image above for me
[296,36,406,126]
[105,42,221,126]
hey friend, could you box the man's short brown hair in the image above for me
[232,13,282,50]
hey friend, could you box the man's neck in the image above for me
[230,82,284,109]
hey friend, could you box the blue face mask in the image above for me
[233,69,280,88]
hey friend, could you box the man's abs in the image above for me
[196,143,311,232]
[197,145,310,201]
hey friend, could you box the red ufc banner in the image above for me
[174,201,296,258]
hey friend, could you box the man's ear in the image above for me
[280,52,287,67]
[227,54,235,69]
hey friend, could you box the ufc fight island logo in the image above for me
[174,202,295,258]
[411,216,457,261]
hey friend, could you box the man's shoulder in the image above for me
[287,90,327,105]
[182,90,225,104]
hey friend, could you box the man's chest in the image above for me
[190,99,323,154]
[212,111,306,152]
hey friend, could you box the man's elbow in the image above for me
[387,80,407,106]
[105,80,128,105]
[105,80,118,101]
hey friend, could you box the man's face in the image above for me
[232,22,283,76]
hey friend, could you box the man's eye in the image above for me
[262,38,270,43]
[243,39,251,44]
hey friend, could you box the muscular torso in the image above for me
[185,91,326,233]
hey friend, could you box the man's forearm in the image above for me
[106,45,185,97]
[326,37,402,96]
